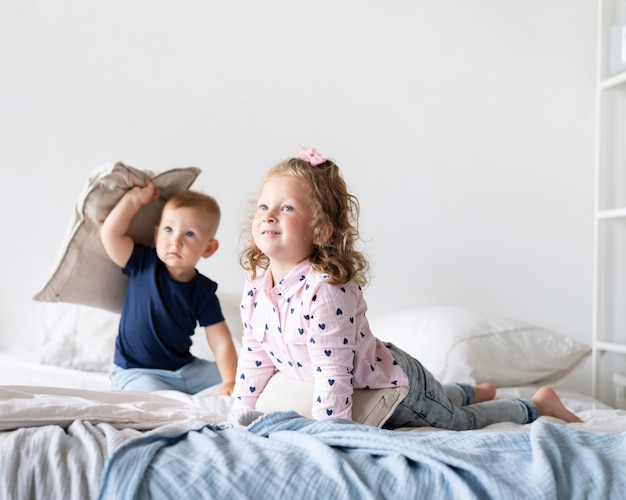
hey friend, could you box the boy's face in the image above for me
[154,204,218,281]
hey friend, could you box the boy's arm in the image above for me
[205,321,238,395]
[100,179,160,268]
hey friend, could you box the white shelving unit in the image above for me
[592,0,626,404]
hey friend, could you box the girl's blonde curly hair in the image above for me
[240,155,370,286]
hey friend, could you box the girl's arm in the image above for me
[232,328,276,407]
[307,283,359,421]
[205,321,238,395]
[100,179,160,268]
[232,280,278,407]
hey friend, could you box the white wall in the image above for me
[0,1,597,391]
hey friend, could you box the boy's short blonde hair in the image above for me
[164,190,221,237]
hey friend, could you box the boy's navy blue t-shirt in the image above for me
[113,244,224,371]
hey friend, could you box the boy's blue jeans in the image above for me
[109,358,221,395]
[382,343,539,430]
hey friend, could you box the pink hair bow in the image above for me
[298,148,326,166]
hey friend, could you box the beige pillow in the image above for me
[368,307,590,386]
[256,371,408,427]
[33,162,201,313]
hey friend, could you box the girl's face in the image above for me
[154,205,218,281]
[252,175,315,281]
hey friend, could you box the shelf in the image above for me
[600,71,626,89]
[593,0,626,404]
[614,373,626,409]
[597,207,626,219]
[594,341,626,354]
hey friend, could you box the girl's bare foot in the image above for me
[474,383,496,403]
[531,387,582,423]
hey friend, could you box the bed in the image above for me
[3,164,624,498]
[1,303,626,499]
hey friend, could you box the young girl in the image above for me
[232,149,581,429]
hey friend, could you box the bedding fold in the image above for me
[0,385,232,431]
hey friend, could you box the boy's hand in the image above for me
[205,321,238,396]
[101,178,161,269]
[132,179,161,206]
[219,380,235,396]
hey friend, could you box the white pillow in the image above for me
[39,303,119,372]
[256,371,408,427]
[39,292,243,372]
[33,162,201,313]
[367,307,590,387]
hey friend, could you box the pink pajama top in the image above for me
[232,260,409,421]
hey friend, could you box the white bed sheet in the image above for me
[1,347,625,433]
[0,347,111,390]
[2,386,623,432]
[0,351,624,443]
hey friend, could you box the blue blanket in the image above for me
[98,412,626,499]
